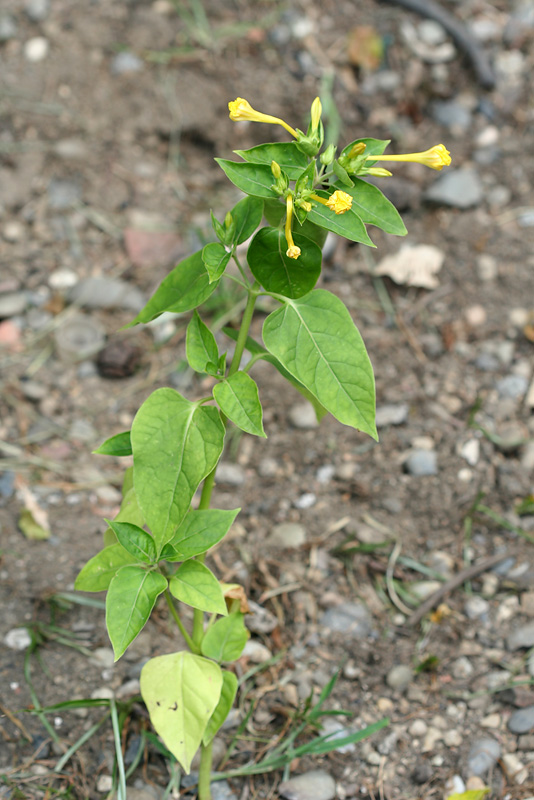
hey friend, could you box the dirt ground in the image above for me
[1,0,534,798]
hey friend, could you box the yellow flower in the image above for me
[367,144,451,171]
[285,195,301,259]
[367,167,392,177]
[326,190,353,214]
[310,96,322,132]
[228,97,298,138]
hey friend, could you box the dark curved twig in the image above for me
[378,0,496,89]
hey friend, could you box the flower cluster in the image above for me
[228,97,451,258]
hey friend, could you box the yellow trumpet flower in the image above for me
[285,195,301,260]
[310,96,322,132]
[367,144,451,171]
[228,98,298,139]
[310,190,353,215]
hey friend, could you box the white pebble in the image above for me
[465,304,487,327]
[24,36,49,62]
[96,775,113,793]
[409,719,427,737]
[4,627,32,650]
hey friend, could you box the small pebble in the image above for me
[404,450,438,476]
[466,737,501,775]
[386,664,412,692]
[48,268,79,291]
[0,14,17,41]
[268,522,306,549]
[258,458,278,478]
[0,292,28,318]
[288,401,319,429]
[111,51,144,74]
[444,775,465,796]
[508,705,534,735]
[25,0,50,22]
[294,492,316,509]
[4,627,32,650]
[375,403,409,427]
[501,753,528,784]
[409,719,427,737]
[496,374,528,400]
[507,622,534,651]
[96,775,113,793]
[241,640,272,663]
[24,36,49,62]
[459,438,480,466]
[279,770,336,800]
[216,462,245,486]
[443,729,462,747]
[320,602,372,639]
[464,595,489,620]
[452,656,473,679]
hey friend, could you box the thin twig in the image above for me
[386,541,413,616]
[406,552,509,626]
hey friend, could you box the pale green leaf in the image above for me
[106,566,167,660]
[105,519,157,564]
[213,371,266,438]
[169,560,227,615]
[161,508,240,560]
[446,791,490,800]
[74,544,137,592]
[202,243,231,283]
[131,388,225,548]
[126,251,219,327]
[262,290,377,439]
[203,670,238,745]
[140,651,222,773]
[307,194,374,247]
[103,487,146,548]
[93,431,132,457]
[200,612,249,663]
[186,311,219,373]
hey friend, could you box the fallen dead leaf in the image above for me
[375,244,445,289]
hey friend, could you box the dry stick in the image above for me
[378,0,496,89]
[406,552,508,627]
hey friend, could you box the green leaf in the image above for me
[169,560,227,615]
[103,486,146,547]
[332,159,354,187]
[211,211,227,245]
[105,519,157,564]
[75,544,137,592]
[307,196,374,247]
[223,328,328,422]
[93,431,132,457]
[161,508,241,560]
[140,651,222,773]
[234,142,308,180]
[446,791,490,800]
[203,670,238,746]
[215,159,279,199]
[126,251,220,327]
[106,566,167,660]
[131,388,225,549]
[213,372,266,438]
[231,195,264,245]
[341,137,390,160]
[200,612,249,663]
[262,290,377,438]
[334,178,407,236]
[122,466,134,495]
[202,243,231,284]
[186,311,219,373]
[247,227,321,299]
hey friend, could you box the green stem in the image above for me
[198,739,213,800]
[164,590,199,653]
[193,283,260,798]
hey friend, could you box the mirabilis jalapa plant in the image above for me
[75,96,451,797]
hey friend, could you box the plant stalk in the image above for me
[194,282,259,800]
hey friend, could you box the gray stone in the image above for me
[496,374,528,400]
[316,464,335,483]
[216,462,245,486]
[467,737,501,776]
[53,139,89,161]
[320,717,356,753]
[0,470,15,500]
[47,179,82,210]
[268,522,306,549]
[246,601,278,634]
[4,627,32,650]
[425,168,483,209]
[0,291,27,318]
[464,596,490,620]
[288,401,319,429]
[69,277,145,312]
[279,770,336,800]
[294,492,316,509]
[258,457,278,478]
[320,602,372,639]
[111,51,144,75]
[69,418,97,443]
[404,450,438,476]
[432,100,472,131]
[508,706,534,735]
[375,403,409,427]
[210,781,237,800]
[507,622,534,651]
[0,14,18,41]
[386,664,413,692]
[25,0,50,22]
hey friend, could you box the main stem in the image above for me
[195,281,259,800]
